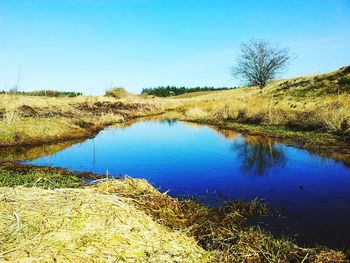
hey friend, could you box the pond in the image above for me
[19,119,350,249]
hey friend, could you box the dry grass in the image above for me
[0,182,207,262]
[96,178,348,263]
[0,94,165,146]
[169,67,350,137]
[0,173,347,262]
[185,107,209,119]
[0,66,349,147]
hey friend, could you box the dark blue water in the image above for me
[25,120,350,249]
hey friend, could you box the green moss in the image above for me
[0,170,87,188]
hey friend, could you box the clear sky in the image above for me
[0,0,349,95]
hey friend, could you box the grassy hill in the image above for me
[169,66,350,137]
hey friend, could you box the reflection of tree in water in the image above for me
[159,118,178,126]
[232,135,286,175]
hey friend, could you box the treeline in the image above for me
[141,86,236,97]
[0,90,82,97]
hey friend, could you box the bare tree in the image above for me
[231,39,291,89]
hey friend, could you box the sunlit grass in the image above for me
[169,67,350,137]
[0,168,347,262]
[0,93,165,146]
[0,181,206,262]
[0,67,349,262]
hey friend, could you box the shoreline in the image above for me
[2,112,350,167]
[173,115,350,166]
[0,163,348,262]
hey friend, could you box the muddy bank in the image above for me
[1,100,160,119]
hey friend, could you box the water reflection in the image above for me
[208,126,239,140]
[159,118,178,126]
[232,136,286,175]
[0,139,84,162]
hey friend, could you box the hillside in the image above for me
[173,66,350,99]
[169,66,350,137]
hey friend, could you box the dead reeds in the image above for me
[0,174,347,262]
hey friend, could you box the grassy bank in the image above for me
[192,119,350,166]
[166,66,350,140]
[0,179,206,262]
[0,94,166,147]
[1,67,349,149]
[0,167,347,262]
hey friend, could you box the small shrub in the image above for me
[317,103,350,135]
[105,87,130,99]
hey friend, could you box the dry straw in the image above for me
[0,177,347,262]
[0,183,207,262]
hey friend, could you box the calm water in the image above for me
[24,120,350,249]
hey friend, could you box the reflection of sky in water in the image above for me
[25,120,350,249]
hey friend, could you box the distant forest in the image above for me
[0,90,82,97]
[141,86,236,97]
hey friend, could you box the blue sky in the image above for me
[0,0,349,95]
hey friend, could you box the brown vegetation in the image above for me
[97,178,348,262]
[1,67,350,262]
[1,173,347,262]
[0,181,206,262]
[0,95,165,147]
[169,66,350,138]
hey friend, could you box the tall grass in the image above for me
[105,87,131,99]
[0,94,165,146]
[174,74,350,137]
